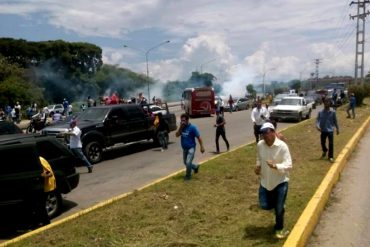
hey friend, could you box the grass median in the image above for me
[10,100,370,247]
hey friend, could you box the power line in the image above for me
[350,0,370,84]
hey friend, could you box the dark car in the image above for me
[0,134,80,220]
[42,104,177,164]
[0,120,23,135]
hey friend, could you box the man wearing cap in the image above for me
[214,109,230,153]
[254,122,292,239]
[64,120,93,173]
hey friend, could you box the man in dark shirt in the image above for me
[156,113,170,151]
[316,98,340,163]
[214,110,230,153]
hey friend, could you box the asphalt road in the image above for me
[55,105,319,220]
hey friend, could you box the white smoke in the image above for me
[220,66,256,98]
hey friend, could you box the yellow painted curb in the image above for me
[0,139,254,246]
[2,115,366,246]
[283,115,370,247]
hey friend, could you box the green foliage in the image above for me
[0,56,43,107]
[93,64,149,98]
[163,71,217,101]
[348,84,370,106]
[10,100,370,247]
[246,84,256,97]
[289,79,301,92]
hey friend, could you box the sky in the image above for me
[0,0,364,97]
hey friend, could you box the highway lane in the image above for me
[55,106,320,220]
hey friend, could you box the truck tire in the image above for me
[84,141,103,164]
[45,190,62,218]
[297,112,303,122]
[306,109,312,119]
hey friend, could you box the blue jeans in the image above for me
[183,147,198,179]
[259,182,288,230]
[71,148,93,168]
[320,131,334,159]
[157,130,168,149]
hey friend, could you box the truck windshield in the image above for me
[280,98,301,106]
[77,108,110,121]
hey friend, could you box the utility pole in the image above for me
[314,59,321,89]
[350,0,370,85]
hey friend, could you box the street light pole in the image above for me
[124,40,170,101]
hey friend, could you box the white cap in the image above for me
[260,122,275,132]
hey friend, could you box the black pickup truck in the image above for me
[42,103,177,164]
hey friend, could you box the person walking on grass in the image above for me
[214,109,230,154]
[346,93,356,119]
[316,98,340,163]
[254,122,292,239]
[176,113,205,180]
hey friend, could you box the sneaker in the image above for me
[329,158,334,163]
[161,148,164,152]
[194,165,199,174]
[275,229,290,239]
[321,151,327,159]
[346,116,351,118]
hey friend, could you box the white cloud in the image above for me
[0,0,360,82]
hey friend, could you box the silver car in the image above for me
[225,97,251,111]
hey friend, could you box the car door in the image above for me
[125,106,151,142]
[35,139,80,194]
[0,143,43,209]
[106,107,131,144]
[239,98,247,110]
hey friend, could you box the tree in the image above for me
[289,79,301,93]
[246,84,256,97]
[0,56,44,107]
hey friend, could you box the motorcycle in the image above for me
[26,113,47,133]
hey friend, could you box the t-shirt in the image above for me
[216,115,225,131]
[69,126,83,148]
[180,124,200,149]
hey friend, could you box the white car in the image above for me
[142,105,167,115]
[46,104,65,115]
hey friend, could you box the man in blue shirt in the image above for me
[346,93,356,119]
[316,98,340,163]
[176,113,205,180]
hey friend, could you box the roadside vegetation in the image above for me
[9,99,370,247]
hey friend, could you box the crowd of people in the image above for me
[0,88,359,238]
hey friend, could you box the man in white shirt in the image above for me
[64,120,93,173]
[251,101,269,143]
[254,122,292,239]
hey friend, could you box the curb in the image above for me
[283,115,370,247]
[1,141,250,247]
[2,117,367,246]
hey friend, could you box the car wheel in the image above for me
[45,191,62,218]
[297,112,303,122]
[85,141,103,164]
[307,109,312,119]
[235,106,239,111]
[26,124,33,134]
